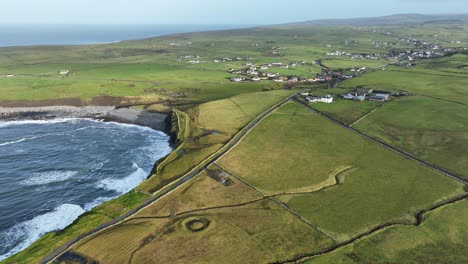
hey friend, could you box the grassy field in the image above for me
[310,199,468,264]
[309,97,383,124]
[218,102,465,241]
[136,167,263,217]
[137,90,293,194]
[354,96,468,178]
[71,200,335,264]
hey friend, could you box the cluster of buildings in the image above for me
[169,41,192,47]
[228,61,305,83]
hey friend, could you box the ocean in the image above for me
[0,119,172,260]
[0,24,252,47]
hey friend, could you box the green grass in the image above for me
[218,102,465,240]
[355,96,468,178]
[309,97,383,124]
[310,200,468,264]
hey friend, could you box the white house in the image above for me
[59,70,69,75]
[320,95,333,103]
[231,77,244,82]
[306,95,333,104]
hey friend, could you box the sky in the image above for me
[0,0,467,25]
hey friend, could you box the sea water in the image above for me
[0,24,252,47]
[0,118,172,260]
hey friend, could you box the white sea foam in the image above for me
[0,138,27,146]
[0,118,77,128]
[21,171,78,186]
[0,204,85,261]
[0,135,44,147]
[98,163,148,194]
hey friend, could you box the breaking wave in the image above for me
[0,204,85,260]
[98,163,148,194]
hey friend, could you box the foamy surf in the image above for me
[21,171,78,186]
[0,118,172,260]
[0,118,77,128]
[98,163,148,194]
[0,204,85,261]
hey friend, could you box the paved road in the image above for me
[294,97,467,185]
[41,94,295,264]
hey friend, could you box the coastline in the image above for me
[0,106,174,261]
[0,106,169,132]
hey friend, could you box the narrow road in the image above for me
[294,97,467,185]
[41,93,295,264]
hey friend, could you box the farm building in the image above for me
[369,93,390,102]
[353,95,366,101]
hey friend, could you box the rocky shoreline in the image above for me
[0,106,169,132]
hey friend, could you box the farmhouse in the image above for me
[59,70,70,75]
[306,95,333,104]
[251,77,261,82]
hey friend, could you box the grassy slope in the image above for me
[355,96,468,178]
[218,102,464,241]
[310,200,468,264]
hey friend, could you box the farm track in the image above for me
[294,97,468,185]
[41,93,295,264]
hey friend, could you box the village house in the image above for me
[251,77,261,82]
[289,77,299,82]
[59,70,70,75]
[267,73,277,78]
